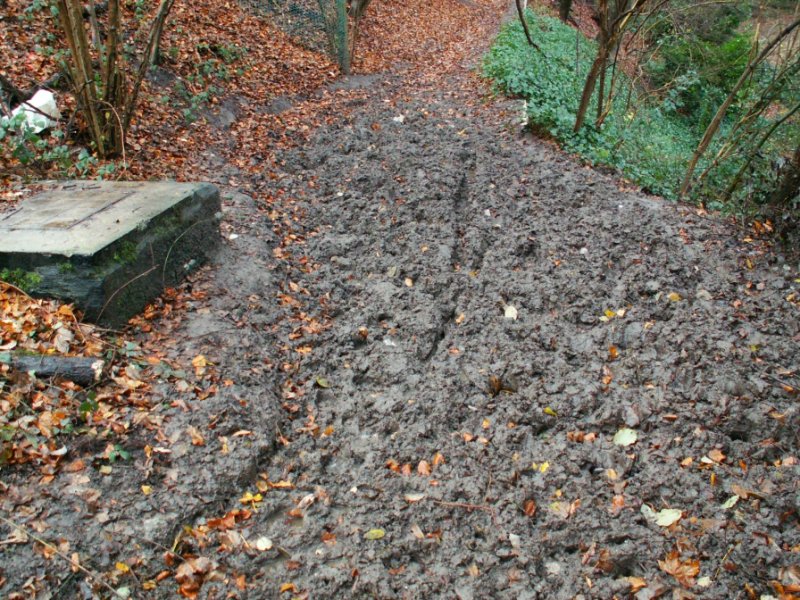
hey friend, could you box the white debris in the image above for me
[3,90,61,133]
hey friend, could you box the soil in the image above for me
[2,2,800,599]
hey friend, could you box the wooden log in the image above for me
[1,353,104,385]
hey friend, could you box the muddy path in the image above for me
[202,79,800,598]
[3,4,800,600]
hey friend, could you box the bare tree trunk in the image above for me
[722,101,800,200]
[87,0,102,48]
[573,0,650,133]
[56,0,177,156]
[147,0,176,66]
[574,48,607,132]
[559,0,573,22]
[56,0,106,156]
[125,0,176,131]
[347,0,375,69]
[515,0,542,52]
[680,17,800,197]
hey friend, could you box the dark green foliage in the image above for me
[483,11,799,213]
[0,268,42,292]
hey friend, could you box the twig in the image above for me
[95,264,158,323]
[432,499,498,523]
[714,542,738,580]
[0,514,127,599]
[161,217,219,285]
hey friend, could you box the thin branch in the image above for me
[0,515,127,599]
[680,16,800,197]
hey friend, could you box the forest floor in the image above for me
[2,1,800,599]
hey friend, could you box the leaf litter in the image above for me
[3,0,800,598]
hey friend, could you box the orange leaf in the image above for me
[417,460,431,476]
[523,498,537,517]
[280,583,298,594]
[321,532,337,545]
[658,550,700,587]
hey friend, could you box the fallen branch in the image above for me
[2,352,104,385]
[0,515,126,599]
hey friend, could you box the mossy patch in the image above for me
[0,268,42,292]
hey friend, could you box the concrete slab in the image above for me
[0,181,221,327]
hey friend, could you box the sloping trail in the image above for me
[2,1,799,598]
[158,6,799,598]
[210,82,799,599]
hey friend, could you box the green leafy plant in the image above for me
[0,268,42,292]
[483,10,799,214]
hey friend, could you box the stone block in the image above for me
[0,181,221,327]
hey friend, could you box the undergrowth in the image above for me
[483,11,797,213]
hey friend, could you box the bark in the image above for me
[147,0,176,66]
[125,0,176,131]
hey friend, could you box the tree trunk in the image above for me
[574,48,607,132]
[147,0,176,66]
[515,0,539,50]
[4,353,104,386]
[559,0,573,22]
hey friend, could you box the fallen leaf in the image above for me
[613,428,638,447]
[623,576,647,592]
[523,498,537,517]
[364,528,385,540]
[653,508,683,527]
[410,524,424,540]
[187,426,205,446]
[254,537,273,552]
[404,493,426,503]
[504,304,518,320]
[321,532,336,545]
[658,550,700,587]
[279,582,298,594]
